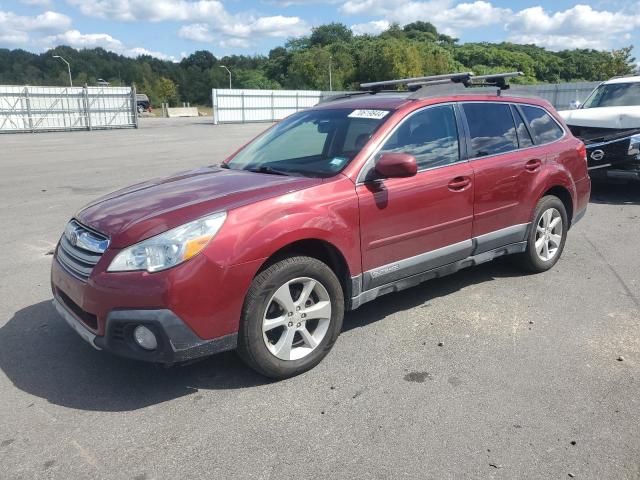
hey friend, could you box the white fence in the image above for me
[0,85,138,133]
[211,82,601,125]
[510,81,600,110]
[212,89,323,124]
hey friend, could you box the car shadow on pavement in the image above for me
[590,180,640,206]
[344,258,524,332]
[0,260,524,412]
[0,301,271,412]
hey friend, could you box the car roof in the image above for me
[603,75,640,85]
[313,93,412,111]
[312,91,554,112]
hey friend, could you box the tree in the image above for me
[603,46,636,78]
[309,23,353,47]
[403,21,438,36]
[154,77,178,105]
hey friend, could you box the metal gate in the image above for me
[0,85,138,133]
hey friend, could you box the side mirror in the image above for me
[569,100,582,110]
[375,152,418,178]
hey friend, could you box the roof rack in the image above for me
[360,71,523,94]
[360,72,473,92]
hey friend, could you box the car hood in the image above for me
[558,106,640,129]
[76,167,321,248]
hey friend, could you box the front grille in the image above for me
[587,137,631,168]
[55,220,109,281]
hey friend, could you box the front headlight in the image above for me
[629,134,640,157]
[108,212,227,273]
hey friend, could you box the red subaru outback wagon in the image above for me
[52,73,591,378]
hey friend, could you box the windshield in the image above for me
[226,108,390,177]
[582,82,640,109]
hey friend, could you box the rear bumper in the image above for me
[53,295,237,364]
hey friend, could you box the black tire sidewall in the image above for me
[525,196,568,272]
[238,256,344,379]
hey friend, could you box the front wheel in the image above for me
[237,256,344,379]
[517,195,568,273]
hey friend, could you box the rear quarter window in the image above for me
[520,105,564,144]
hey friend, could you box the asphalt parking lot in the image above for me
[1,117,639,480]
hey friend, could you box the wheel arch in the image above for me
[541,185,574,227]
[256,238,353,306]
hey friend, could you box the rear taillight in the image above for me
[577,142,587,166]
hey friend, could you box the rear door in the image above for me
[460,102,540,251]
[356,104,475,291]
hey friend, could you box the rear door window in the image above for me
[462,103,518,158]
[520,105,564,144]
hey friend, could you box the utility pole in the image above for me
[329,55,333,92]
[220,65,232,89]
[53,55,73,87]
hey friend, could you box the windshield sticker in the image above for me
[348,109,389,120]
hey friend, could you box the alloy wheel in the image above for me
[535,207,563,262]
[262,277,332,361]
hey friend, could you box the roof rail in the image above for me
[360,72,473,91]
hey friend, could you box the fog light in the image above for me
[133,325,158,351]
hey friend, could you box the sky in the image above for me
[1,0,638,62]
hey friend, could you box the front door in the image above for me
[356,104,474,291]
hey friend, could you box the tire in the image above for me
[237,256,344,379]
[137,105,144,114]
[517,195,568,273]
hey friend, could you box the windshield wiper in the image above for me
[246,166,290,176]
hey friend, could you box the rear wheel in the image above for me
[237,256,344,379]
[517,195,568,273]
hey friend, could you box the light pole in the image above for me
[53,55,73,87]
[220,65,232,89]
[329,55,333,92]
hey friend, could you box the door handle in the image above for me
[448,176,471,191]
[525,159,542,172]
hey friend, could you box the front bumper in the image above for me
[50,233,264,364]
[586,136,640,179]
[53,294,237,363]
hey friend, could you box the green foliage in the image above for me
[154,77,178,105]
[309,23,353,47]
[0,22,636,103]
